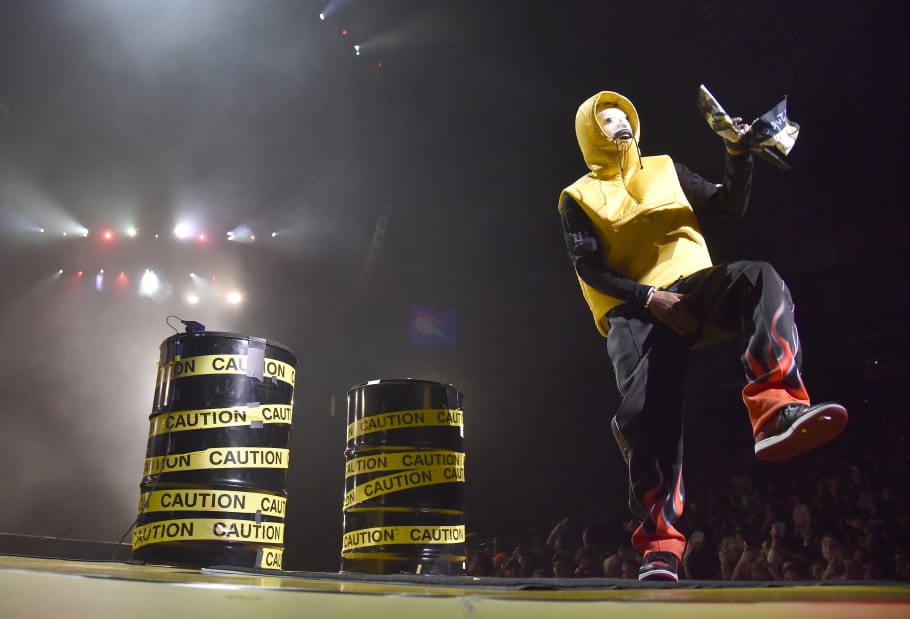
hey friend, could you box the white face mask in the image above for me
[596,106,632,141]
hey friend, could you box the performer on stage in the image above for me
[557,90,848,582]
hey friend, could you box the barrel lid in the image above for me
[162,331,296,357]
[348,378,460,392]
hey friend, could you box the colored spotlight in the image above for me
[103,230,114,240]
[95,270,104,291]
[198,233,207,242]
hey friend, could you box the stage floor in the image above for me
[2,554,910,618]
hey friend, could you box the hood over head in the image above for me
[574,91,641,180]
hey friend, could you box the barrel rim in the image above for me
[162,331,296,357]
[347,378,461,393]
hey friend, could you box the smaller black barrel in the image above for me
[341,379,466,575]
[132,331,297,570]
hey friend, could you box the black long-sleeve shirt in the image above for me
[559,152,753,308]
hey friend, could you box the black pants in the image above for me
[606,260,810,558]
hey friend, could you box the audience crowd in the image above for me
[465,446,909,581]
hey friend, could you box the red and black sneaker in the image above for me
[755,402,848,462]
[638,552,679,582]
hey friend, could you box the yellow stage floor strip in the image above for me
[1,555,908,619]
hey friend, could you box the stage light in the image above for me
[189,272,210,291]
[54,269,64,279]
[139,269,160,297]
[227,291,243,305]
[250,234,256,241]
[354,44,360,56]
[62,232,68,237]
[187,294,199,305]
[342,28,348,35]
[319,12,325,20]
[103,230,114,240]
[127,227,137,237]
[39,228,45,233]
[95,270,104,291]
[174,223,191,239]
[271,232,277,238]
[77,271,84,277]
[227,225,255,243]
[198,233,207,242]
[154,233,160,239]
[82,229,89,237]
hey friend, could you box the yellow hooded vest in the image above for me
[559,91,713,336]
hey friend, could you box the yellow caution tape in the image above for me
[139,489,286,517]
[257,546,284,570]
[341,551,467,562]
[346,408,463,441]
[143,447,289,476]
[132,518,284,550]
[342,465,464,510]
[156,355,295,387]
[345,450,465,478]
[341,525,465,551]
[148,404,293,437]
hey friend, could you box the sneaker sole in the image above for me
[639,568,678,582]
[755,404,847,462]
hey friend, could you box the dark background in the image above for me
[0,0,907,570]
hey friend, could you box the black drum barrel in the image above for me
[132,331,297,570]
[341,379,466,575]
